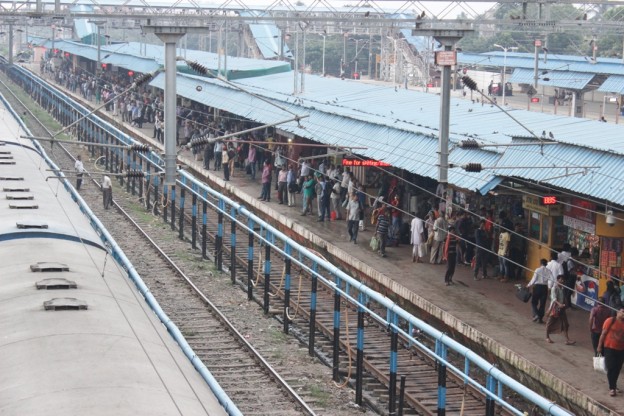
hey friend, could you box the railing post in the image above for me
[191,192,197,249]
[436,339,447,416]
[131,151,137,195]
[398,375,406,416]
[230,206,236,284]
[283,244,292,334]
[247,218,254,301]
[170,185,176,231]
[308,262,318,357]
[355,292,365,405]
[145,164,152,212]
[332,275,341,382]
[138,156,144,200]
[263,229,271,314]
[201,197,208,259]
[486,374,496,416]
[389,311,399,415]
[216,198,224,271]
[162,184,168,223]
[178,186,185,240]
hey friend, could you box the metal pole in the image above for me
[398,375,406,416]
[293,28,298,94]
[322,35,325,75]
[97,24,101,75]
[301,29,306,92]
[438,44,452,185]
[154,32,184,187]
[202,199,207,259]
[502,48,506,106]
[8,23,13,65]
[533,40,539,89]
[389,312,399,415]
[368,32,373,80]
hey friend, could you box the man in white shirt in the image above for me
[546,251,564,289]
[102,175,112,210]
[74,155,85,191]
[527,258,552,323]
[410,214,425,263]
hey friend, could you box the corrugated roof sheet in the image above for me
[459,52,624,76]
[598,75,624,94]
[492,138,624,206]
[248,24,293,60]
[508,68,594,90]
[149,72,498,193]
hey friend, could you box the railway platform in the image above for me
[177,154,616,415]
[29,66,617,415]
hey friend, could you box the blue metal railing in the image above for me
[7,62,575,416]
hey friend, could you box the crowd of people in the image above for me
[48,58,624,399]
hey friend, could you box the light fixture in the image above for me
[606,208,616,226]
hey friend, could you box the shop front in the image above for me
[522,194,564,272]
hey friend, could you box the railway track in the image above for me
[0,74,371,416]
[2,67,525,416]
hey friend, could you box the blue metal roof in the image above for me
[598,75,624,94]
[247,24,292,60]
[149,72,498,193]
[492,138,624,206]
[147,69,624,203]
[459,52,624,76]
[508,68,594,90]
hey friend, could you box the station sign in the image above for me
[435,51,457,66]
[531,97,540,103]
[342,159,391,167]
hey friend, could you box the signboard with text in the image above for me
[342,159,391,167]
[435,51,457,66]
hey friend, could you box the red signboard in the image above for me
[435,51,457,66]
[541,196,557,205]
[342,159,391,167]
[531,97,540,103]
[534,40,542,47]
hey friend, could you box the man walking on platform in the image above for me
[473,220,489,279]
[346,193,361,244]
[430,212,447,264]
[527,259,551,323]
[410,213,425,263]
[102,175,112,210]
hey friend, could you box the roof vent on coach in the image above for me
[17,221,48,229]
[36,278,77,290]
[9,202,38,209]
[2,187,29,192]
[43,298,88,311]
[6,193,34,200]
[30,262,68,272]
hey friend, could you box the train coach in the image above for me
[0,100,227,415]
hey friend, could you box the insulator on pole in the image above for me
[463,163,483,172]
[125,169,145,178]
[459,139,479,149]
[461,76,478,91]
[188,60,209,76]
[129,144,150,153]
